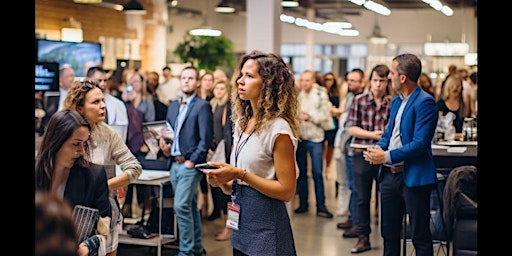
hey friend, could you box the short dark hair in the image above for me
[393,53,422,82]
[163,66,171,72]
[369,64,390,80]
[181,66,199,80]
[86,66,105,78]
[351,68,365,79]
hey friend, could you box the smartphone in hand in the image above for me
[195,163,219,170]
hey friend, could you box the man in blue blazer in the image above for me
[160,66,213,256]
[363,53,439,256]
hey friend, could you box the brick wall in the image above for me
[36,0,156,70]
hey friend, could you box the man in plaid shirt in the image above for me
[345,64,392,253]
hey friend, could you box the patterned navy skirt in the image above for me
[230,181,296,256]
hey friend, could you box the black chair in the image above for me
[443,165,477,256]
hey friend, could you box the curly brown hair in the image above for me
[230,50,299,138]
[63,79,102,110]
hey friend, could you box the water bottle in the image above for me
[462,118,471,141]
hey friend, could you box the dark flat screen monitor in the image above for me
[35,62,59,92]
[36,39,103,77]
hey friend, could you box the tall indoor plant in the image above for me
[173,34,236,71]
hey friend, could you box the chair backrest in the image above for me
[442,165,477,239]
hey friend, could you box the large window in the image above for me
[281,43,368,78]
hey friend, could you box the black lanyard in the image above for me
[234,129,254,167]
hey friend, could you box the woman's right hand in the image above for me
[204,162,243,186]
[159,138,171,157]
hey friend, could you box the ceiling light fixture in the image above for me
[368,14,388,44]
[281,0,299,8]
[323,0,352,29]
[421,0,453,16]
[190,26,222,36]
[190,0,222,36]
[348,0,391,16]
[281,14,359,37]
[123,0,147,15]
[214,1,235,14]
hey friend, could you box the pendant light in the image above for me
[281,0,299,8]
[368,14,388,44]
[323,0,352,29]
[190,0,222,36]
[123,0,147,15]
[214,0,236,14]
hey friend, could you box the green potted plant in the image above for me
[173,34,236,71]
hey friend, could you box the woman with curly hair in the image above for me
[200,50,299,256]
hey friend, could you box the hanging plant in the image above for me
[173,34,236,71]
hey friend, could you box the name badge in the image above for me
[226,202,240,230]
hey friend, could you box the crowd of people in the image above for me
[35,51,477,256]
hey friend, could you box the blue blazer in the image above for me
[375,86,439,187]
[166,95,213,164]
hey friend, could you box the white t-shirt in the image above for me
[230,117,299,184]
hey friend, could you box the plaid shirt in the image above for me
[346,91,391,146]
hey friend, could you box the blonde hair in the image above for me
[442,74,467,117]
[210,80,230,112]
[442,74,462,101]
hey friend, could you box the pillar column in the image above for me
[246,0,281,54]
[305,7,315,71]
[148,0,168,72]
[125,14,144,61]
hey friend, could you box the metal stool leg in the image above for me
[402,212,407,256]
[435,182,450,256]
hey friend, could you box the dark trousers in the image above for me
[353,153,379,236]
[380,167,434,256]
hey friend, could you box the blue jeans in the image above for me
[296,140,326,208]
[345,154,358,224]
[170,163,204,256]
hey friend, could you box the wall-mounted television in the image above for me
[35,62,59,92]
[36,39,103,77]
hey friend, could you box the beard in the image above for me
[182,89,196,96]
